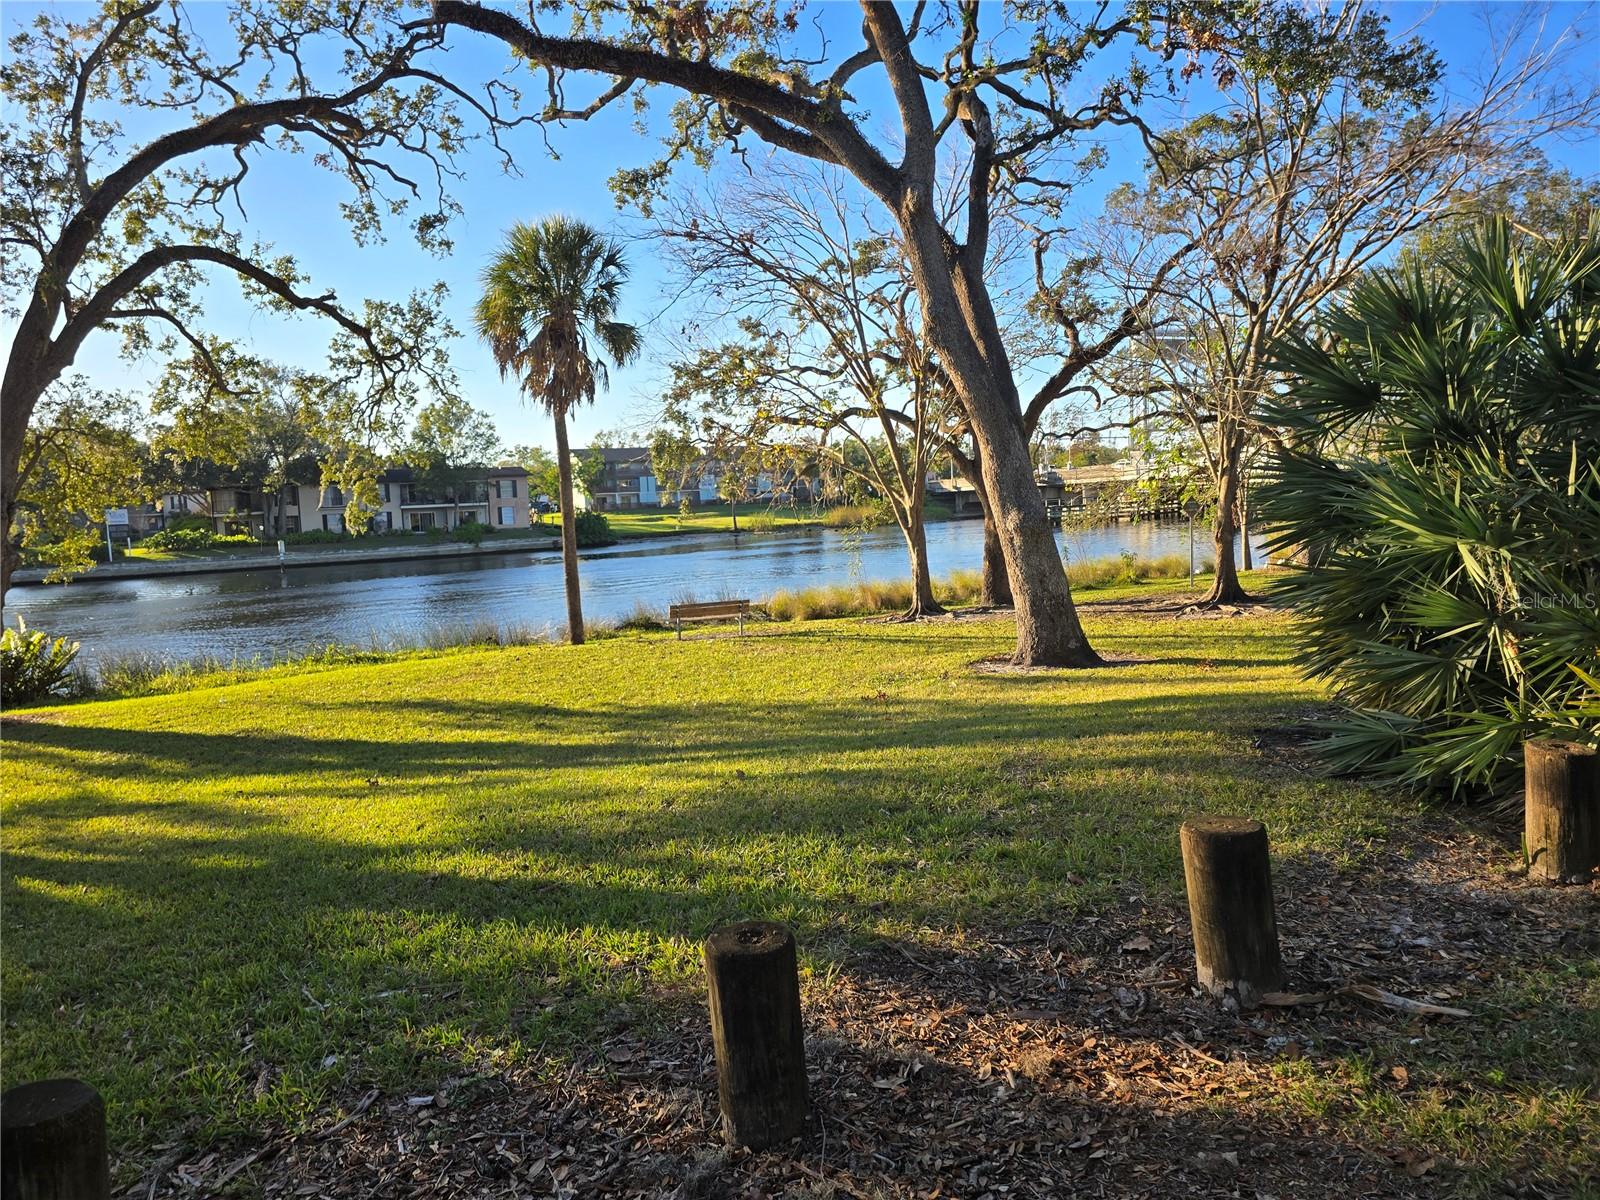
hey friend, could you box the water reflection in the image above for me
[5,518,1259,666]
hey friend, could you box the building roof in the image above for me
[377,464,527,483]
[926,477,980,495]
[577,446,652,465]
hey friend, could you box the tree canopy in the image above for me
[0,0,519,594]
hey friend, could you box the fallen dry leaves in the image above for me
[128,818,1596,1200]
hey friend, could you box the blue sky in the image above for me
[4,1,1596,455]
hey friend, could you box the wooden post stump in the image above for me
[1525,739,1599,883]
[704,921,808,1149]
[1180,816,1284,1008]
[2,1078,110,1200]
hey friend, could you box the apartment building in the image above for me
[329,465,532,533]
[158,465,532,536]
[574,446,666,511]
[574,446,807,511]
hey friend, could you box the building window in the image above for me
[381,483,390,502]
[498,505,514,525]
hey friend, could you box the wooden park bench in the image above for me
[668,599,751,638]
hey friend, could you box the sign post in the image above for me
[1183,498,1202,591]
[102,508,128,563]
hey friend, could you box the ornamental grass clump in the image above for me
[1258,217,1600,796]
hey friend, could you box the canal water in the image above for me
[5,517,1257,668]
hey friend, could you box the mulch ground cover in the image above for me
[130,816,1597,1200]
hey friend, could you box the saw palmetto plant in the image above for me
[1259,217,1600,797]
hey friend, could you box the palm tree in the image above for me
[474,217,639,645]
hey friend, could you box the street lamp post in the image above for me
[1184,498,1202,591]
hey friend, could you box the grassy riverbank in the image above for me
[124,499,932,555]
[2,580,1593,1196]
[121,523,560,563]
[54,502,917,574]
[41,552,1203,700]
[599,499,936,539]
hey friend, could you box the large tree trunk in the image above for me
[0,525,15,608]
[1,373,37,610]
[979,507,1012,608]
[964,405,1095,664]
[1204,431,1252,606]
[553,408,585,645]
[892,195,1094,664]
[956,453,1011,607]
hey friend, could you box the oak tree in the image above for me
[0,0,508,598]
[1090,0,1598,604]
[420,0,1189,664]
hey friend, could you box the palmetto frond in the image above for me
[1260,216,1600,797]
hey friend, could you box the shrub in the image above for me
[284,529,348,545]
[819,502,890,529]
[758,554,1197,622]
[574,509,613,547]
[1,617,80,705]
[937,569,984,606]
[451,519,486,546]
[1258,218,1600,796]
[142,527,215,551]
[763,578,917,621]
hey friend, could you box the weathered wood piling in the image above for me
[1180,816,1284,1008]
[704,921,808,1149]
[1524,739,1599,883]
[1,1078,110,1200]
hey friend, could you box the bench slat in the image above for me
[669,600,750,620]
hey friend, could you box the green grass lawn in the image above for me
[599,501,839,539]
[2,583,1594,1194]
[122,525,562,563]
[102,502,955,565]
[115,504,875,561]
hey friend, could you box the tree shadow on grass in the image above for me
[0,673,1425,1176]
[125,827,1597,1198]
[0,687,1296,785]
